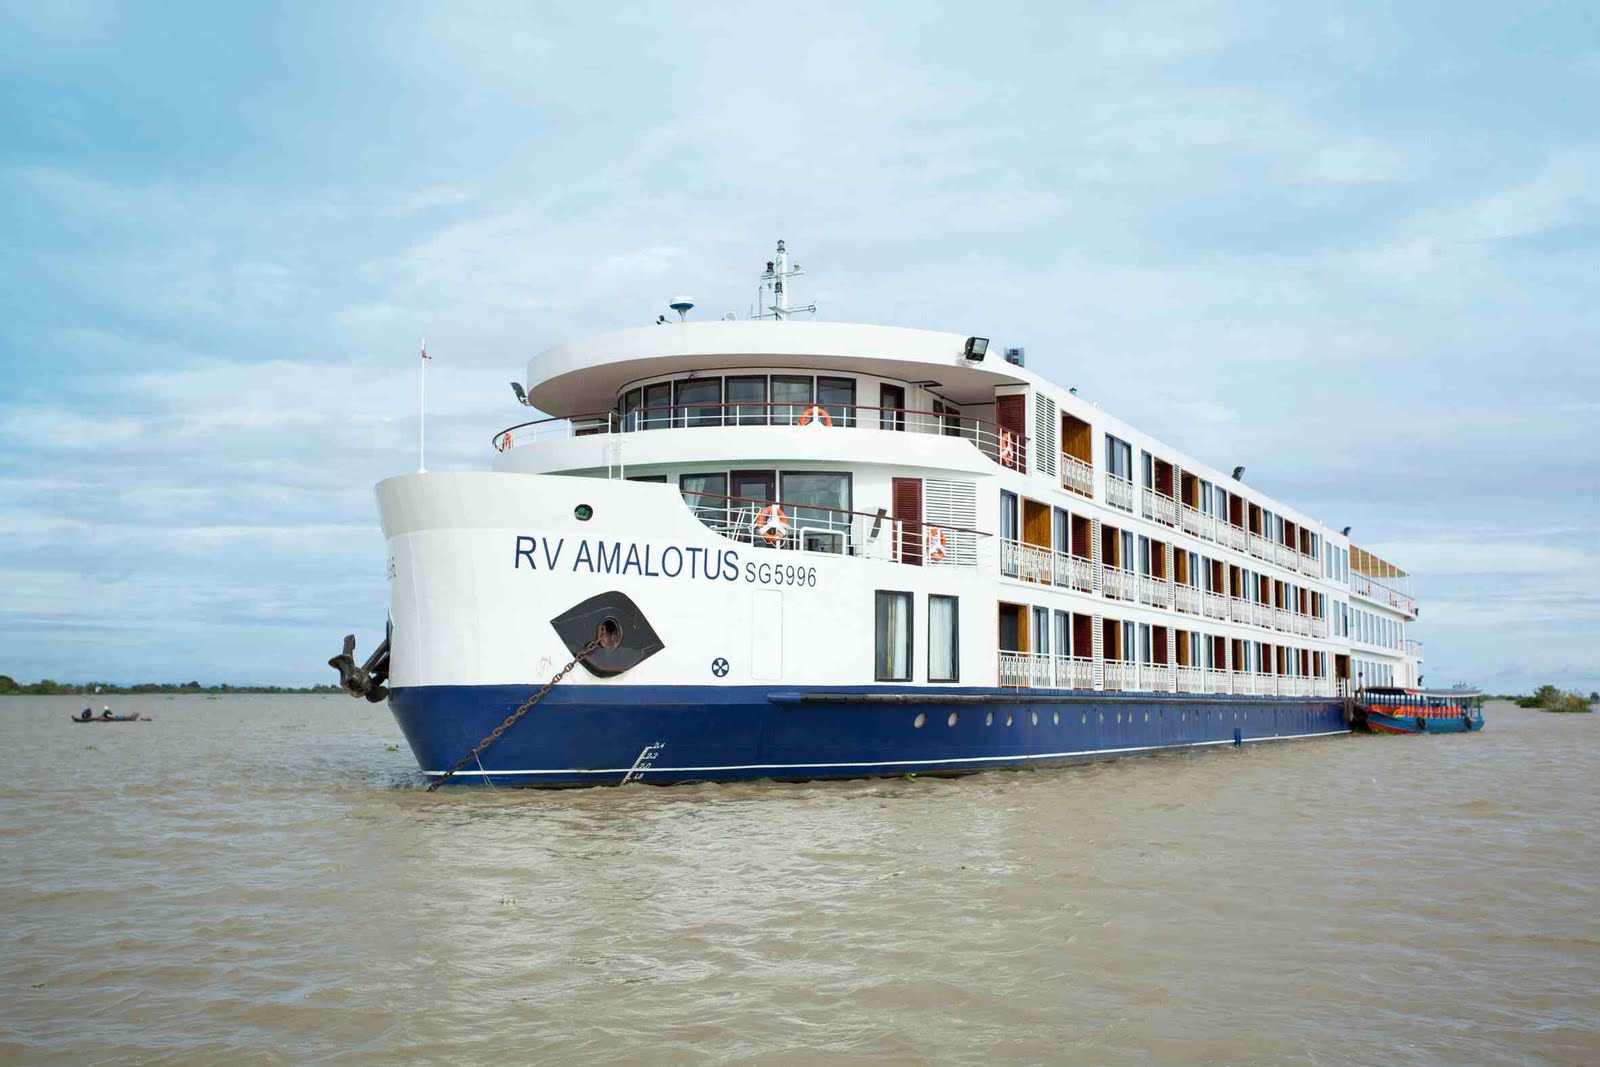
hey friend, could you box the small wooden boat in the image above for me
[1353,687,1483,734]
[69,710,151,723]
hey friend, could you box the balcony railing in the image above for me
[1229,597,1250,623]
[1203,591,1229,619]
[1001,539,1054,583]
[1101,565,1136,601]
[1054,551,1096,594]
[998,652,1095,690]
[683,491,983,566]
[1059,453,1093,497]
[1105,473,1134,512]
[1141,489,1179,528]
[1351,572,1416,616]
[1175,585,1200,614]
[1138,575,1171,608]
[1223,523,1248,551]
[495,402,1030,473]
[1177,666,1204,693]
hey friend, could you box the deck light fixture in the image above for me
[510,382,531,406]
[1231,465,1246,481]
[1341,525,1351,536]
[963,336,989,361]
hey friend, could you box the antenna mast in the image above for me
[752,238,817,320]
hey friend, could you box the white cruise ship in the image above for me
[332,240,1422,786]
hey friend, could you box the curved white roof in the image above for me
[525,320,1027,413]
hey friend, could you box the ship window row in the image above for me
[615,373,957,431]
[671,469,853,551]
[1357,659,1395,687]
[1350,607,1404,650]
[875,591,960,683]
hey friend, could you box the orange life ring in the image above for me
[755,504,789,545]
[926,526,948,563]
[798,404,833,427]
[998,429,1016,464]
[497,431,513,452]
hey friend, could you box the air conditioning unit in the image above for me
[1004,347,1025,366]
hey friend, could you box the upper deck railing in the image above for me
[1351,571,1416,616]
[493,402,1029,472]
[678,490,986,567]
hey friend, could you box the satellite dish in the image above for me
[669,297,694,322]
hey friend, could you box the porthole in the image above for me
[574,504,594,522]
[1006,712,1014,727]
[1031,711,1039,726]
[1116,712,1121,724]
[1144,712,1150,723]
[1098,712,1104,723]
[913,713,926,728]
[1081,712,1087,725]
[985,711,994,726]
[947,712,958,727]
[1053,711,1060,725]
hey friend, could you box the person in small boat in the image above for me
[101,706,114,720]
[80,708,93,721]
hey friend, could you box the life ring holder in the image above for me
[497,431,514,452]
[755,504,789,545]
[998,429,1017,465]
[798,404,833,427]
[925,526,948,564]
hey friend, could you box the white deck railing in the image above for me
[998,652,1094,689]
[1054,552,1095,593]
[1101,565,1136,601]
[1059,453,1093,497]
[1138,575,1171,608]
[1203,592,1229,619]
[1105,474,1134,512]
[1223,523,1248,551]
[1174,585,1200,614]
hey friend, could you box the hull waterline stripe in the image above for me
[422,728,1349,778]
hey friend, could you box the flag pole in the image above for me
[418,337,428,473]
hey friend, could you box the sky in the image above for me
[1,1,1596,691]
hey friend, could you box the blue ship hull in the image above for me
[389,685,1349,787]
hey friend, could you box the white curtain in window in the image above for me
[876,592,911,681]
[929,596,958,682]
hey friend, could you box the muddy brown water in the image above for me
[1,696,1596,1065]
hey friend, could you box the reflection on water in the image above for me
[1,696,1596,1065]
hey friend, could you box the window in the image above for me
[1141,451,1154,490]
[1138,535,1152,576]
[726,376,768,426]
[771,375,813,425]
[620,388,642,431]
[932,398,963,437]
[929,595,959,682]
[1032,607,1050,655]
[627,474,667,483]
[1199,479,1214,516]
[674,377,723,427]
[679,473,728,527]
[875,591,912,681]
[779,472,851,548]
[641,382,672,429]
[817,376,857,427]
[880,384,906,431]
[1053,610,1069,661]
[1105,435,1132,480]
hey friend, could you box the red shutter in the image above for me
[996,394,1026,472]
[892,477,922,566]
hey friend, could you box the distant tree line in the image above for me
[0,675,341,696]
[1512,685,1596,713]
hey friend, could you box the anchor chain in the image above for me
[426,637,602,792]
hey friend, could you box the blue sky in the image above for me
[2,1,1596,691]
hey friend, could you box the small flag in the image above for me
[420,338,431,360]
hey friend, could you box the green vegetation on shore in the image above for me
[0,675,340,696]
[1513,684,1595,713]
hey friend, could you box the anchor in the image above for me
[328,622,391,703]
